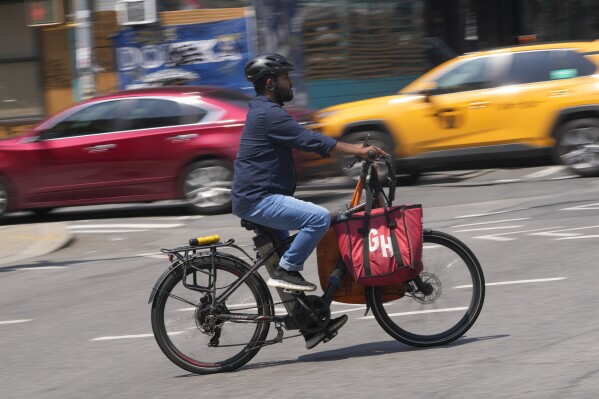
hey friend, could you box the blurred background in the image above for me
[3,0,599,137]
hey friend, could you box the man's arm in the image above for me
[330,141,389,160]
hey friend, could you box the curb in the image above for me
[0,223,73,267]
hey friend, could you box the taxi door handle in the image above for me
[84,144,116,152]
[468,101,489,109]
[549,90,569,97]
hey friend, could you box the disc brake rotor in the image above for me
[410,272,442,305]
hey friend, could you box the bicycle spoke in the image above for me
[152,288,198,307]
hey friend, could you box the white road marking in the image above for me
[136,252,167,259]
[11,266,67,270]
[0,319,33,325]
[90,331,185,341]
[423,244,441,249]
[71,229,148,234]
[450,218,530,228]
[523,166,565,179]
[491,179,521,184]
[332,301,367,306]
[473,227,561,241]
[176,303,259,312]
[530,232,579,238]
[332,307,366,315]
[69,223,184,229]
[558,234,599,240]
[560,202,599,211]
[454,210,523,219]
[455,225,523,233]
[551,175,576,180]
[156,216,203,220]
[454,277,567,289]
[531,225,599,239]
[360,307,468,320]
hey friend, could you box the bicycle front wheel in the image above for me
[151,254,272,374]
[368,230,485,347]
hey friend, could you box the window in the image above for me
[549,50,596,80]
[0,1,43,120]
[504,50,596,85]
[44,101,120,139]
[506,51,552,84]
[124,99,207,130]
[434,57,493,93]
[180,103,208,125]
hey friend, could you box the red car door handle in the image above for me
[84,144,117,152]
[166,134,199,142]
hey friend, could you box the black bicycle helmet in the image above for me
[244,54,296,83]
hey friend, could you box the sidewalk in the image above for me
[0,223,72,267]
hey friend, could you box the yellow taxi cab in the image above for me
[310,41,599,182]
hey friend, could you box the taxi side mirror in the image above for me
[419,83,439,103]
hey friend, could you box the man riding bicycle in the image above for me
[231,54,387,348]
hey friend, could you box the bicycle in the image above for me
[149,152,485,375]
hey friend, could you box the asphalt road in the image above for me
[1,165,599,399]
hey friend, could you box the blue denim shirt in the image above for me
[232,95,337,215]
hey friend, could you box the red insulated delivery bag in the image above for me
[333,204,423,286]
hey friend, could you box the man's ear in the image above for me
[265,78,276,91]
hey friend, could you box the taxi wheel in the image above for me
[181,160,233,215]
[555,118,599,177]
[340,130,419,186]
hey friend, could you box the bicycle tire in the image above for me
[151,254,272,374]
[368,230,485,347]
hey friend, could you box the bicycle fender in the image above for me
[148,261,183,304]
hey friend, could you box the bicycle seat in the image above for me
[240,219,268,231]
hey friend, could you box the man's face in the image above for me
[276,73,294,102]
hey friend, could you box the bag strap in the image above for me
[361,164,374,277]
[359,162,405,277]
[382,202,405,269]
[370,172,405,270]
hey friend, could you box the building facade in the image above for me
[1,0,598,137]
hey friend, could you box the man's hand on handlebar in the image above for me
[358,145,388,161]
[330,141,389,160]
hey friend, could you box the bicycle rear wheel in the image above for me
[368,230,485,347]
[151,254,272,374]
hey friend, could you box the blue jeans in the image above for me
[238,194,331,271]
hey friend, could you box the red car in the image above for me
[0,86,256,219]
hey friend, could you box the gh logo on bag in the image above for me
[369,229,394,258]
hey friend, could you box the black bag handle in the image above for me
[359,163,405,277]
[361,164,374,277]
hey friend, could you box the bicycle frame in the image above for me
[156,232,304,325]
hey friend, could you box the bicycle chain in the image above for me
[205,299,305,349]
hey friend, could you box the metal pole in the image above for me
[73,0,95,100]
